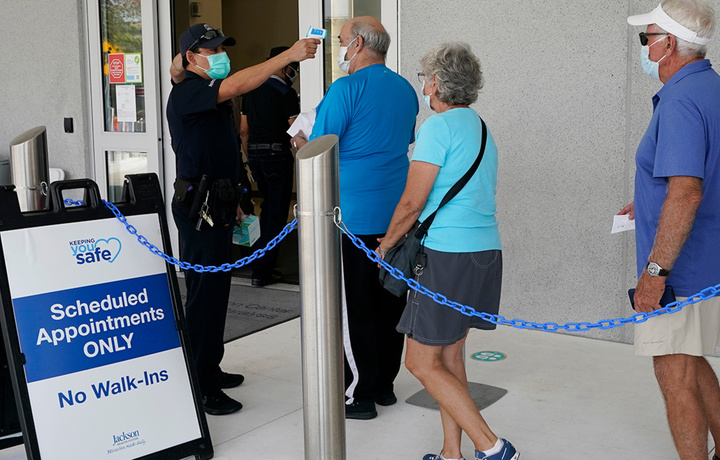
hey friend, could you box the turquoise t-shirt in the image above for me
[310,64,418,234]
[413,108,501,252]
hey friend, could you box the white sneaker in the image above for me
[423,453,466,460]
[474,438,520,460]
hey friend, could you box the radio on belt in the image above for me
[306,26,327,39]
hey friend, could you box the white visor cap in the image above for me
[628,3,711,45]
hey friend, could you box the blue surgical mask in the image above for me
[422,94,432,110]
[421,80,433,110]
[639,37,667,80]
[197,51,231,79]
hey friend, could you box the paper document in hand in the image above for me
[611,214,636,234]
[287,109,316,138]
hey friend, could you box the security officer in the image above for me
[167,23,318,415]
[240,46,299,287]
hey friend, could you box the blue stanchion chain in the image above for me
[65,198,296,273]
[333,218,720,332]
[74,198,720,332]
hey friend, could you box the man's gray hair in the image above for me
[351,18,390,58]
[662,0,716,58]
[421,42,483,106]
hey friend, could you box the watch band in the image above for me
[647,262,671,277]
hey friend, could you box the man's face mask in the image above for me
[196,51,231,79]
[284,66,298,84]
[337,36,358,74]
[640,36,667,80]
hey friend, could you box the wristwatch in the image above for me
[646,262,670,277]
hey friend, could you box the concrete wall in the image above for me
[0,0,89,181]
[400,0,720,344]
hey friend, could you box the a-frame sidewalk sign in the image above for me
[0,174,213,460]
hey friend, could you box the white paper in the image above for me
[116,84,137,123]
[611,214,636,234]
[125,53,143,83]
[287,109,316,138]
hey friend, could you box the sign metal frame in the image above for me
[0,174,213,460]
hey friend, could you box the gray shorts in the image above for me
[397,248,502,346]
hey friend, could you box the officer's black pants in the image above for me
[172,201,233,397]
[248,149,294,280]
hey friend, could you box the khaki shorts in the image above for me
[635,295,720,356]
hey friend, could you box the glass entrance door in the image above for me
[86,0,163,202]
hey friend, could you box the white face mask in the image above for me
[284,66,298,84]
[337,36,358,74]
[640,36,667,80]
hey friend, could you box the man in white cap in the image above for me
[620,1,720,458]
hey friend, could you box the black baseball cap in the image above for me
[180,23,236,55]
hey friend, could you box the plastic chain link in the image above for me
[65,198,296,273]
[333,218,720,332]
[70,199,720,332]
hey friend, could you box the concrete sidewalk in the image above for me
[2,307,716,459]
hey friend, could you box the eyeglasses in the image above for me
[638,32,669,46]
[188,28,225,52]
[417,72,426,84]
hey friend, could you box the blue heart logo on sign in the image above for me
[95,238,122,262]
[69,237,122,265]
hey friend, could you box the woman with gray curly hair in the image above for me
[377,42,519,460]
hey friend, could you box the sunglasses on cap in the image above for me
[638,32,669,46]
[188,28,225,52]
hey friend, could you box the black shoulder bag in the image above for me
[379,118,488,297]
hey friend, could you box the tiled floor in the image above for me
[3,294,719,459]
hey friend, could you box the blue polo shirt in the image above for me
[310,64,418,235]
[634,59,720,296]
[413,108,501,253]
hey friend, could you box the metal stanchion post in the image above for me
[295,135,345,460]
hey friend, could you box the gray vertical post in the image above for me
[295,134,346,460]
[9,126,49,212]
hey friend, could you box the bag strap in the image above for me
[415,117,488,238]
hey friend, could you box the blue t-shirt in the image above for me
[413,108,501,253]
[310,64,418,234]
[634,59,720,296]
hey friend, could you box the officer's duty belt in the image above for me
[248,143,284,152]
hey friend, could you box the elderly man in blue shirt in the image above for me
[620,1,720,458]
[293,16,418,420]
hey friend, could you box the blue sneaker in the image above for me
[474,439,519,460]
[423,454,465,460]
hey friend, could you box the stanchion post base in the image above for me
[405,382,507,411]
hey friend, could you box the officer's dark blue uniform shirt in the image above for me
[166,71,240,183]
[241,76,299,148]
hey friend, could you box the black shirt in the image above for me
[166,72,240,183]
[241,76,299,148]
